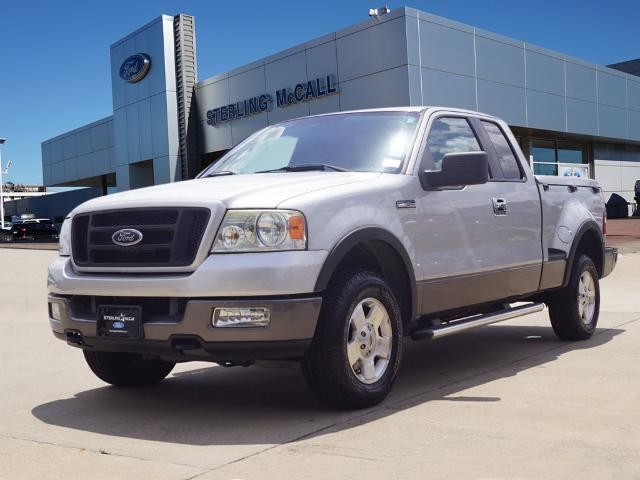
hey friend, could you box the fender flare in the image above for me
[314,227,418,322]
[562,220,604,287]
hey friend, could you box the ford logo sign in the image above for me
[119,53,151,83]
[112,321,125,329]
[112,228,143,246]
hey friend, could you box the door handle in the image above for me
[492,197,507,215]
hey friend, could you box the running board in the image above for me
[411,303,545,341]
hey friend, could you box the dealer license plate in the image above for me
[96,305,143,339]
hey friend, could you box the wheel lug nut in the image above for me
[360,344,366,350]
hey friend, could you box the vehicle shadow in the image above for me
[31,324,622,446]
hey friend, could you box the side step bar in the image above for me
[411,303,545,341]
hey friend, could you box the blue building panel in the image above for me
[421,68,476,111]
[525,49,565,96]
[627,79,640,112]
[336,17,408,82]
[565,61,597,102]
[477,80,526,126]
[566,98,598,136]
[527,90,566,132]
[628,110,640,140]
[598,104,628,139]
[475,36,525,88]
[418,19,475,77]
[339,66,411,111]
[597,70,627,108]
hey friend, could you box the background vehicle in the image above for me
[19,218,55,225]
[3,222,58,242]
[47,107,616,409]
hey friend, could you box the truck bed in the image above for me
[535,175,605,262]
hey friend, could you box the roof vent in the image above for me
[369,5,391,18]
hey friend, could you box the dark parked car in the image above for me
[1,222,58,242]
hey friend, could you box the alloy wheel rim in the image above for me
[577,270,596,325]
[346,297,393,384]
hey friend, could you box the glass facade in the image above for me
[532,139,589,177]
[532,140,557,176]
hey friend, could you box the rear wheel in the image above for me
[83,350,175,387]
[302,270,403,409]
[547,254,600,340]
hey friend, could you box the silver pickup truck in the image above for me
[48,107,617,409]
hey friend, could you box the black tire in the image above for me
[83,350,175,387]
[547,254,600,341]
[302,270,403,409]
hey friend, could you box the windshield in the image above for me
[200,111,420,176]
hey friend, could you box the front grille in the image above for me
[72,208,210,268]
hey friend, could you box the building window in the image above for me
[532,139,589,178]
[558,142,587,164]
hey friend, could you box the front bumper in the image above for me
[49,294,321,361]
[603,246,618,278]
[48,250,328,297]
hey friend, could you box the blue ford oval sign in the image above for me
[112,228,143,246]
[119,53,151,83]
[112,321,125,329]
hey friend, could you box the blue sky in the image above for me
[0,0,638,185]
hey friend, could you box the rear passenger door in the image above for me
[475,118,542,280]
[414,113,541,314]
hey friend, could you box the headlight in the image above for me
[58,217,71,256]
[212,210,306,253]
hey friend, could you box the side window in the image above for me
[481,121,523,180]
[426,117,482,171]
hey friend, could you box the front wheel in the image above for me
[302,270,403,409]
[547,254,600,340]
[83,350,175,387]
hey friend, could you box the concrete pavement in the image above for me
[0,248,639,479]
[606,217,640,254]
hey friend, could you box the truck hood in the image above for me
[72,172,380,215]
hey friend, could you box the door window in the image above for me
[426,117,482,171]
[481,121,523,180]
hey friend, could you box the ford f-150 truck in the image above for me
[48,107,617,409]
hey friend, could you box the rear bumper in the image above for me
[603,246,618,278]
[48,294,321,361]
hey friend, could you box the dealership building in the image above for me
[40,6,640,210]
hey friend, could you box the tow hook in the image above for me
[65,330,84,346]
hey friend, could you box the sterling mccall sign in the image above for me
[206,74,338,127]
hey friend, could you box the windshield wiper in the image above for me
[256,163,350,173]
[203,170,235,178]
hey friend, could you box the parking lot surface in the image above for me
[1,248,639,480]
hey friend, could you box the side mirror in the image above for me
[422,151,489,189]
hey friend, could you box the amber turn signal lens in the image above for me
[288,214,306,240]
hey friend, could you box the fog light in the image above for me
[212,307,270,328]
[50,302,62,321]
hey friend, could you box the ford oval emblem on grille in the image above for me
[112,228,143,246]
